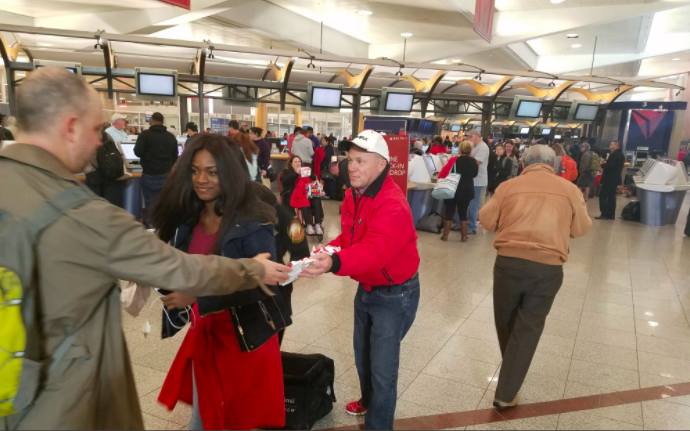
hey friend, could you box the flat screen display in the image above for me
[37,65,76,74]
[280,139,288,147]
[476,126,482,132]
[178,145,184,156]
[138,73,175,97]
[311,87,342,109]
[520,127,530,135]
[516,100,543,118]
[385,93,415,112]
[574,104,599,121]
[542,128,551,135]
[451,124,462,132]
[452,146,459,153]
[424,155,437,172]
[554,134,562,140]
[121,143,138,160]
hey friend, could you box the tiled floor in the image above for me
[123,195,690,430]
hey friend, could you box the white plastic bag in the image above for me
[120,282,151,317]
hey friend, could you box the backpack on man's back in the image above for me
[559,156,578,182]
[589,151,601,177]
[96,139,125,182]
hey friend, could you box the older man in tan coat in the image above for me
[0,67,290,430]
[479,145,592,411]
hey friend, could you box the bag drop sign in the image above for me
[383,134,409,195]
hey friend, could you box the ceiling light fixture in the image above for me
[672,58,681,61]
[551,0,565,3]
[452,59,462,62]
[357,10,373,15]
[567,34,579,38]
[571,44,582,48]
[401,33,413,38]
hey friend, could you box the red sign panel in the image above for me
[156,0,190,9]
[384,135,410,195]
[474,0,495,43]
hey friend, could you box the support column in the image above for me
[352,96,361,137]
[482,102,492,142]
[179,96,188,130]
[296,110,303,128]
[256,102,268,132]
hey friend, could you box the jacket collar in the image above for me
[522,163,555,175]
[0,143,78,182]
[173,219,272,254]
[355,164,390,199]
[149,124,167,132]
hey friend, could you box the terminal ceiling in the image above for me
[1,0,689,102]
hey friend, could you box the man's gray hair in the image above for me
[16,66,95,135]
[580,142,591,152]
[523,144,556,168]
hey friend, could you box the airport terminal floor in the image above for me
[125,194,690,431]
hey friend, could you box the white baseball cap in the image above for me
[110,113,128,123]
[339,130,390,162]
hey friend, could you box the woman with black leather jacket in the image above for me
[151,134,288,431]
[488,144,513,195]
[251,181,310,345]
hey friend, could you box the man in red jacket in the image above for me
[303,130,420,430]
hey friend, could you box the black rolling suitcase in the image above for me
[281,352,337,430]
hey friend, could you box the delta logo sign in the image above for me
[156,0,190,9]
[631,110,668,140]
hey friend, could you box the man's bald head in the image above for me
[16,67,104,172]
[17,67,100,135]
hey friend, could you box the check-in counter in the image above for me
[633,160,690,226]
[406,154,445,226]
[269,153,289,194]
[77,171,143,220]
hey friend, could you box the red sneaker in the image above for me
[345,400,367,416]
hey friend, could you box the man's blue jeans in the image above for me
[354,274,420,430]
[141,173,168,223]
[468,185,485,232]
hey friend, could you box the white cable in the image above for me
[142,295,194,336]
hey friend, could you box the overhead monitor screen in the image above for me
[574,104,599,121]
[311,87,342,109]
[121,143,138,161]
[385,93,415,112]
[451,124,462,132]
[520,127,530,135]
[138,73,175,97]
[516,100,543,118]
[37,65,76,74]
[542,128,551,135]
[554,134,562,140]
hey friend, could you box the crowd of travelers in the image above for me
[3,66,647,431]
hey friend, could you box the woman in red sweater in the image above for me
[151,135,287,430]
[429,136,448,156]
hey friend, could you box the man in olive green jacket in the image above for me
[0,67,290,430]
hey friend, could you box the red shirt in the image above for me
[429,145,448,156]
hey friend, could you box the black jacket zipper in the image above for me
[231,307,251,351]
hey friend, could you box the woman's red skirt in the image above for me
[158,304,285,430]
